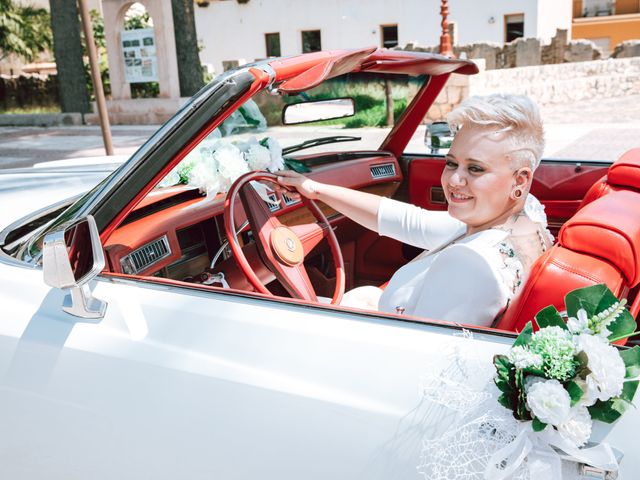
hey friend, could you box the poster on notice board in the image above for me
[121,28,158,83]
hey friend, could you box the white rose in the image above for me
[245,143,271,171]
[526,379,571,426]
[574,334,625,402]
[214,143,250,189]
[524,375,545,391]
[188,154,223,195]
[557,406,593,447]
[265,137,285,172]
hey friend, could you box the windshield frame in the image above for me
[22,66,263,264]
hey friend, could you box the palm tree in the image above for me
[48,0,89,113]
[172,0,203,96]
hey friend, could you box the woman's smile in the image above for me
[449,191,474,203]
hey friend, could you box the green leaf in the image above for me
[497,392,512,410]
[494,355,511,376]
[522,366,545,377]
[566,381,584,407]
[515,369,531,421]
[565,284,614,319]
[535,305,567,330]
[283,158,311,173]
[495,378,511,393]
[620,346,640,379]
[620,379,639,403]
[609,330,640,344]
[532,417,547,432]
[493,355,515,394]
[589,399,625,423]
[588,381,639,423]
[607,308,636,342]
[514,322,533,348]
[575,351,589,374]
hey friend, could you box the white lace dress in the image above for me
[341,195,553,326]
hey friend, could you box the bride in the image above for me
[276,94,553,327]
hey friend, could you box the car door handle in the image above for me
[430,187,446,205]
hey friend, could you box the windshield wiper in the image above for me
[282,135,361,156]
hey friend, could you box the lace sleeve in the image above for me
[496,240,525,297]
[524,193,554,244]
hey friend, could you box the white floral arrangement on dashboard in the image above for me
[486,284,640,479]
[158,136,285,196]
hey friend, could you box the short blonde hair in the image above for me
[447,94,545,171]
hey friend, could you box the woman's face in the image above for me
[441,125,522,229]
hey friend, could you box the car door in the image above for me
[3,259,640,479]
[0,257,500,479]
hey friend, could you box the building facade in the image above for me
[194,0,573,74]
[572,0,640,54]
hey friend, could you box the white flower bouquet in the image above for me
[158,136,285,195]
[488,284,640,478]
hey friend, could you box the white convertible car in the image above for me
[1,49,639,479]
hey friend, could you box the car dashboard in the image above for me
[103,152,403,293]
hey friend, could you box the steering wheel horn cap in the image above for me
[270,226,304,266]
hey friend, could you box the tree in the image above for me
[48,0,89,113]
[171,0,203,96]
[0,0,52,62]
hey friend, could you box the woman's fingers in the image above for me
[275,170,302,184]
[273,183,298,196]
[275,170,304,189]
[274,170,319,200]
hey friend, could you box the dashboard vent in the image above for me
[370,163,396,179]
[267,193,280,212]
[120,235,171,274]
[282,192,301,206]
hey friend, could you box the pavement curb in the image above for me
[0,113,84,127]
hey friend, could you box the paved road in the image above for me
[1,95,639,168]
[0,125,157,169]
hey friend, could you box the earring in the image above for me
[513,189,523,199]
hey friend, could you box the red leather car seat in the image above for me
[579,147,640,208]
[496,187,640,333]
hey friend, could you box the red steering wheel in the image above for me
[224,171,345,304]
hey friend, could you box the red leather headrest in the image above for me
[559,189,640,286]
[608,148,640,190]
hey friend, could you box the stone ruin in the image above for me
[401,29,607,70]
[612,40,640,59]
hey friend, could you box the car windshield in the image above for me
[155,73,425,190]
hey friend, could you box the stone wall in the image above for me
[426,56,640,120]
[612,40,640,58]
[428,68,472,121]
[403,29,603,70]
[0,73,59,111]
[471,57,640,104]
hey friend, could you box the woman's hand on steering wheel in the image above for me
[224,171,345,304]
[275,170,321,200]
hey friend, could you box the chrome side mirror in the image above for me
[424,121,455,154]
[43,215,107,319]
